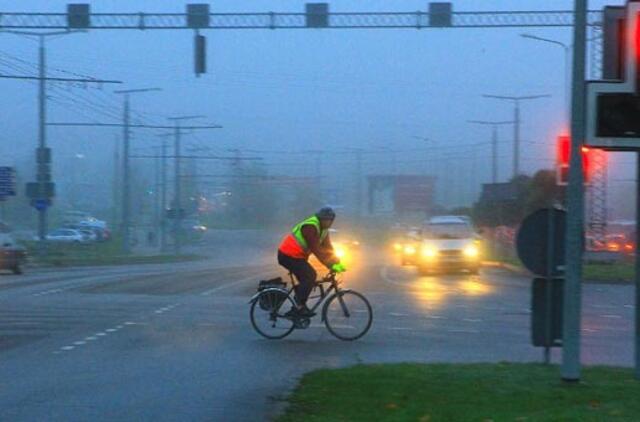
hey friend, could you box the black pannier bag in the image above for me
[257,277,287,311]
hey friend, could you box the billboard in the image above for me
[368,175,435,215]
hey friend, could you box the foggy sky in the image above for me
[0,0,634,215]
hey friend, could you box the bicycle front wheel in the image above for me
[250,289,296,340]
[323,290,372,341]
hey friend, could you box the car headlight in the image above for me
[403,245,416,255]
[463,245,479,258]
[393,243,403,251]
[421,247,437,258]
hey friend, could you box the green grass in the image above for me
[22,239,203,267]
[583,262,633,284]
[279,363,640,422]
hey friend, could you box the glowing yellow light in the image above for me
[393,243,402,251]
[335,247,346,259]
[403,245,416,255]
[422,247,437,258]
[463,245,479,258]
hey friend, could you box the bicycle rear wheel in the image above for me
[250,289,296,339]
[323,290,372,341]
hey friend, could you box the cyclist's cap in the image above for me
[316,207,336,220]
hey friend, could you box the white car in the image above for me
[416,216,481,274]
[46,229,84,243]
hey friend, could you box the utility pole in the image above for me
[562,0,588,383]
[47,119,221,256]
[483,94,550,178]
[355,150,363,216]
[114,87,161,254]
[156,135,171,252]
[2,30,119,256]
[468,120,514,183]
[167,116,220,255]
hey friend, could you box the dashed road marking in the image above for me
[201,275,260,296]
[602,314,622,319]
[462,318,482,323]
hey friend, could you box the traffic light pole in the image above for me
[562,0,587,382]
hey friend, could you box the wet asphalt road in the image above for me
[0,230,636,421]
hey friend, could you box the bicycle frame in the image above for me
[288,272,344,320]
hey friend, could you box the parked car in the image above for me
[45,229,84,243]
[0,232,27,274]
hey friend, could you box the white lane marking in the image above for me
[389,312,407,317]
[106,328,118,332]
[124,321,136,325]
[582,328,597,333]
[96,332,107,336]
[201,274,260,296]
[61,346,74,351]
[425,315,446,320]
[328,324,355,330]
[73,341,86,346]
[462,318,482,323]
[388,327,412,331]
[85,336,97,341]
[447,329,480,334]
[602,314,622,319]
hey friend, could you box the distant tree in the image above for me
[472,171,561,227]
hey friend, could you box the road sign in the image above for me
[0,167,16,197]
[531,277,564,347]
[32,198,49,211]
[516,208,567,277]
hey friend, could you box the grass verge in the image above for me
[279,363,640,422]
[23,239,204,267]
[35,253,203,267]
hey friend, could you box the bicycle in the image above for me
[249,271,373,341]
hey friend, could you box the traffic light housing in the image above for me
[587,2,640,149]
[556,135,593,185]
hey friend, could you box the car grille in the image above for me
[439,249,462,256]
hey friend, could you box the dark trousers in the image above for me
[278,251,317,306]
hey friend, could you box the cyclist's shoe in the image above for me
[284,305,316,318]
[297,305,316,317]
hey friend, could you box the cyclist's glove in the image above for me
[332,262,347,273]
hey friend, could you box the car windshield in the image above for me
[423,223,474,240]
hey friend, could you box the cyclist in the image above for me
[278,207,347,317]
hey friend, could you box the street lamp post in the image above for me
[468,121,514,183]
[483,94,551,179]
[520,34,571,124]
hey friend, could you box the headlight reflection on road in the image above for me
[411,277,495,311]
[412,278,448,310]
[458,280,493,296]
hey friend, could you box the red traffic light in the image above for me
[556,136,594,185]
